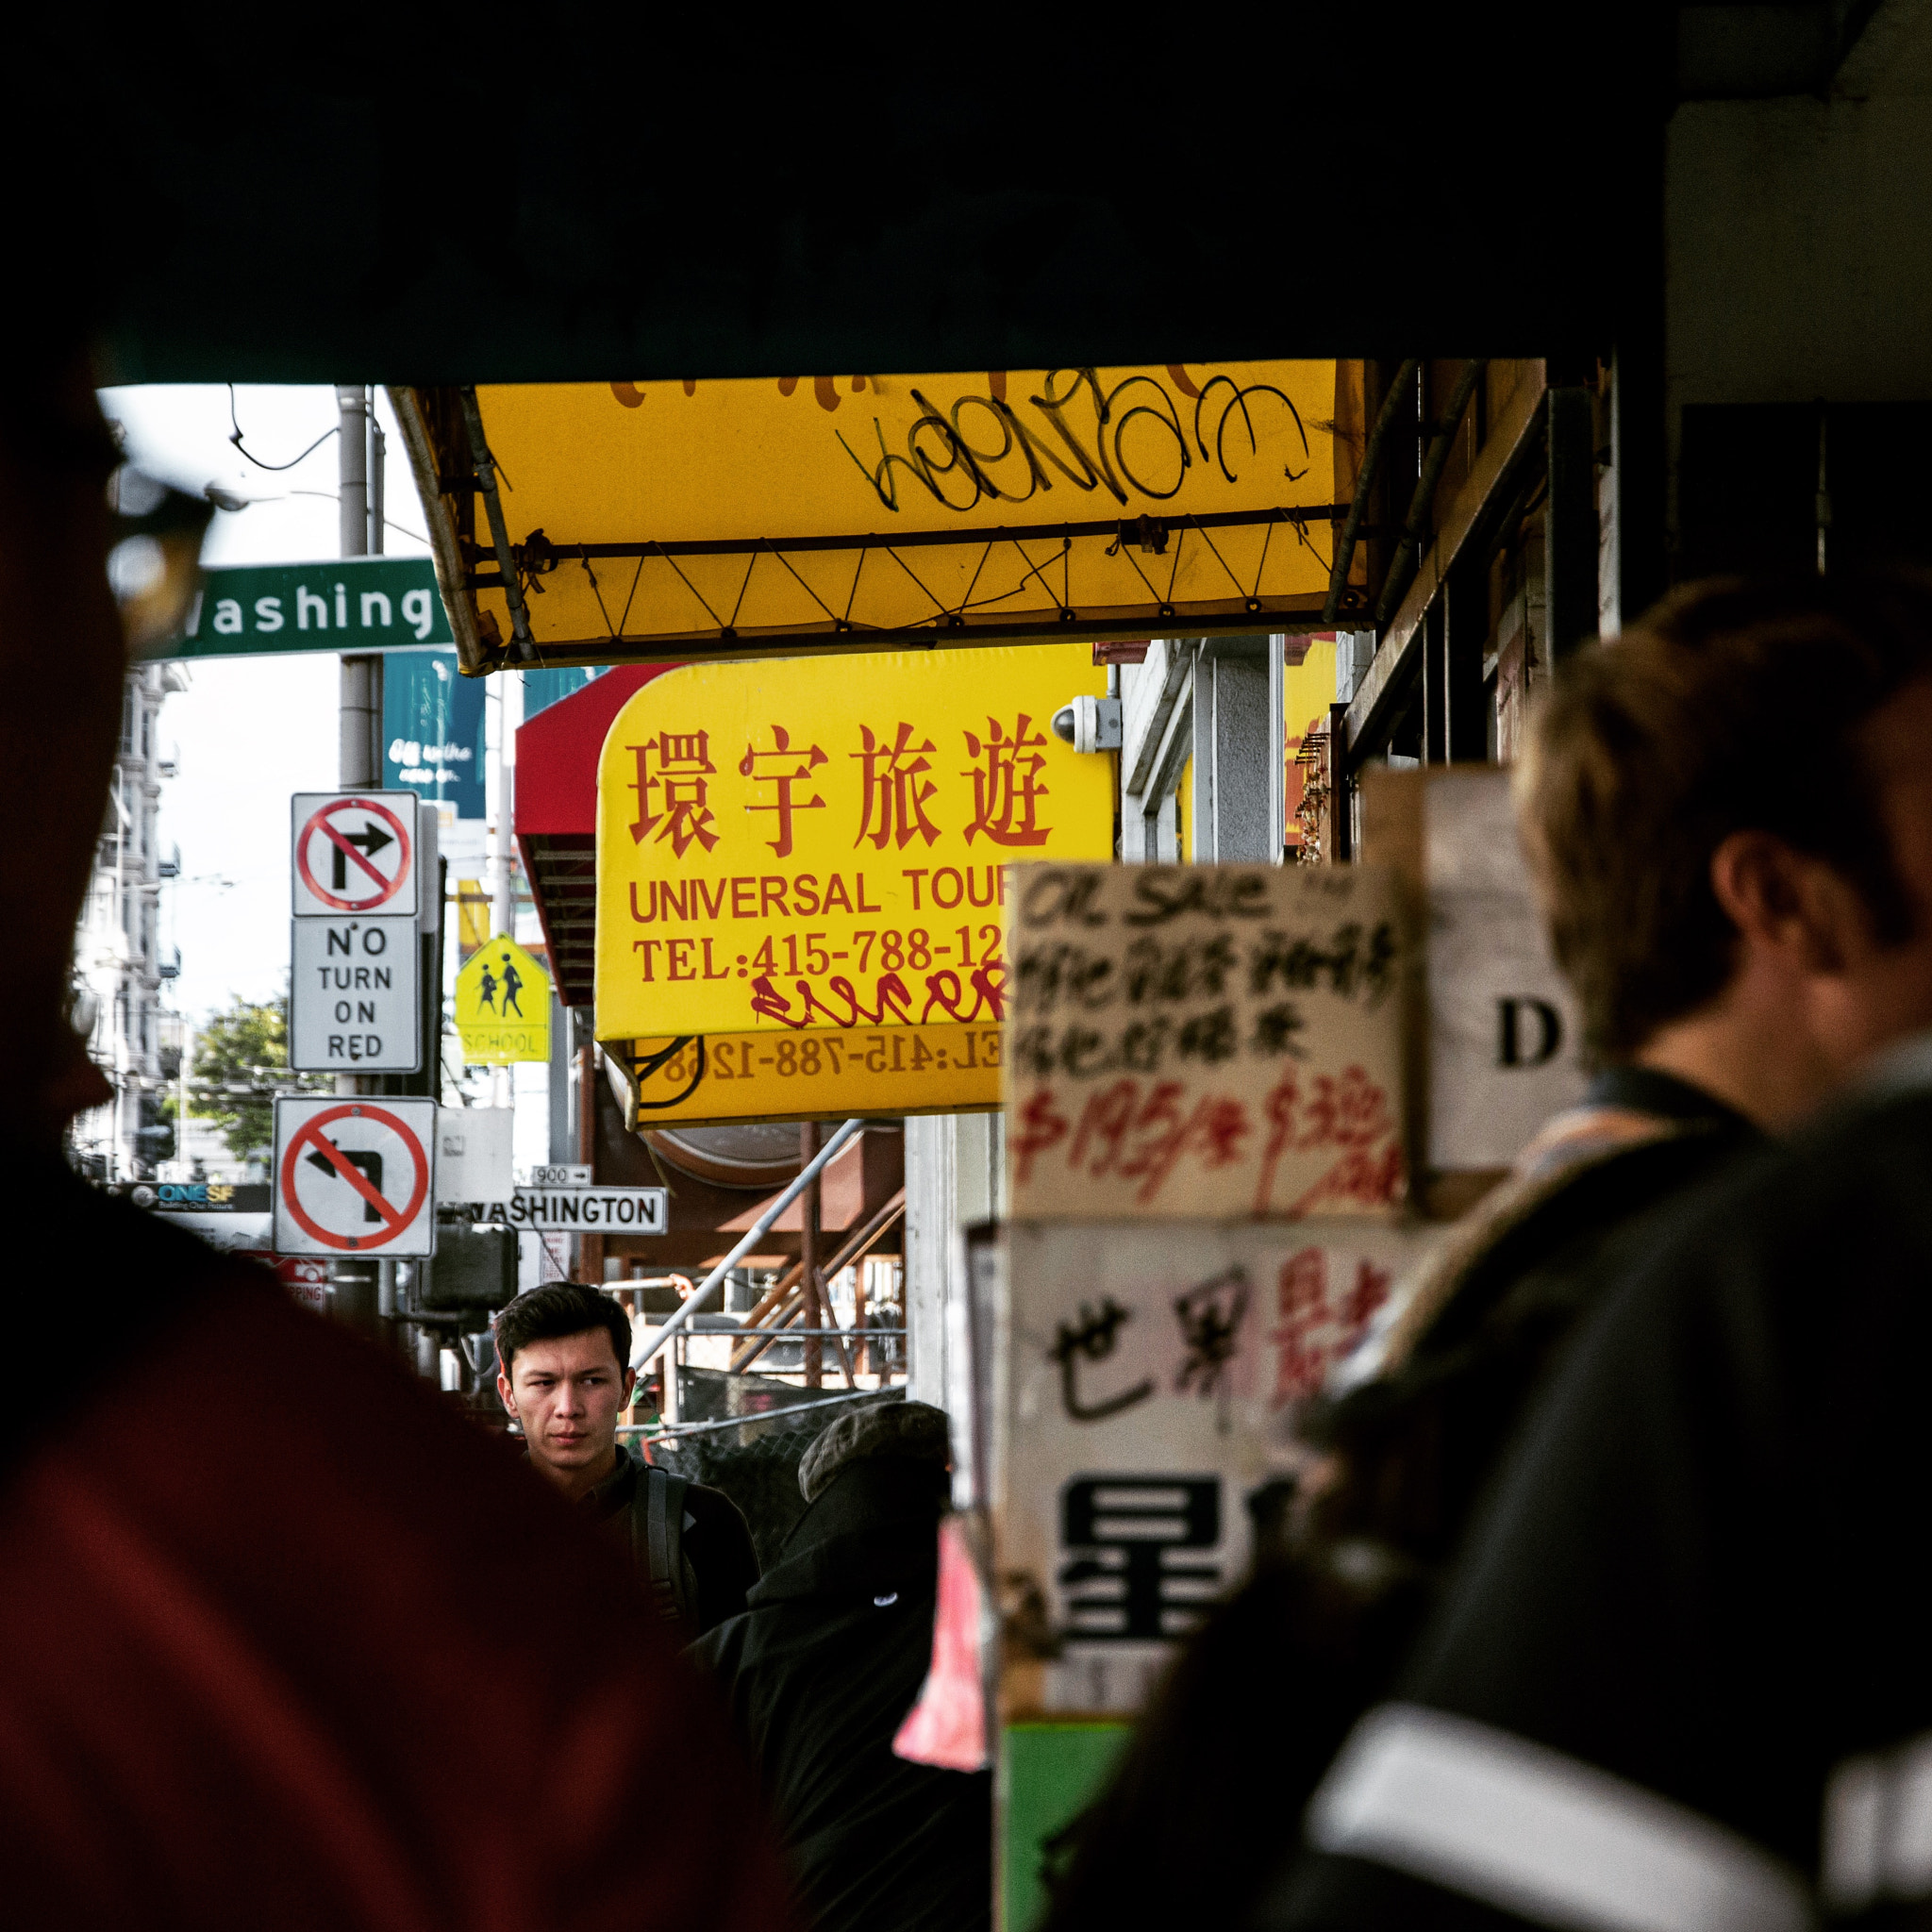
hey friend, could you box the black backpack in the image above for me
[626,1463,698,1626]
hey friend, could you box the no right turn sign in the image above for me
[291,791,419,917]
[273,1096,437,1256]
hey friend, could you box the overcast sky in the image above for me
[99,385,436,1026]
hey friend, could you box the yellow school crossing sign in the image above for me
[455,934,552,1064]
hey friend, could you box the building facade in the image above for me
[69,662,188,1181]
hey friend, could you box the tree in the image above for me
[188,995,328,1159]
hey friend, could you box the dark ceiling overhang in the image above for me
[34,7,1889,388]
[59,8,1683,387]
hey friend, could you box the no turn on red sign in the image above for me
[291,791,419,917]
[273,1096,437,1256]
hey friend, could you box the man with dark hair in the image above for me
[1044,574,1932,1932]
[496,1282,759,1634]
[1263,574,1932,1928]
[693,1400,991,1932]
[0,362,794,1931]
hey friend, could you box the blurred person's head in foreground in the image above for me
[495,1283,636,1498]
[0,367,128,1149]
[1519,573,1932,1126]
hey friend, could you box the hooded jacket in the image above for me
[692,1455,991,1932]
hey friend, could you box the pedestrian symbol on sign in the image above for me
[455,933,551,1066]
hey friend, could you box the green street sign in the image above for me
[158,556,454,659]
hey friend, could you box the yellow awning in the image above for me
[396,363,1357,673]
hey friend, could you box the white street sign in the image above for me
[291,791,420,918]
[475,1188,669,1234]
[273,1095,437,1257]
[289,918,421,1073]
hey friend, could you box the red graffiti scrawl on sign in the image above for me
[1253,1065,1403,1216]
[1011,1064,1402,1217]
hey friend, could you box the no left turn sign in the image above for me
[291,791,418,917]
[273,1095,437,1256]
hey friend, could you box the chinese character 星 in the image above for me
[626,730,720,858]
[852,722,942,851]
[739,724,828,858]
[961,713,1052,847]
[1058,1474,1222,1641]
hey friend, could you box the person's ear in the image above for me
[1710,831,1860,976]
[622,1366,638,1407]
[496,1369,518,1419]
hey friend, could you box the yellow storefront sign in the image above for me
[611,1024,1001,1128]
[456,933,552,1063]
[401,362,1351,670]
[594,644,1112,1041]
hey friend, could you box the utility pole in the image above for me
[333,383,384,1333]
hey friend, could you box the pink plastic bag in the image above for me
[892,1514,989,1772]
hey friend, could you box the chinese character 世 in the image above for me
[852,722,942,851]
[739,724,828,858]
[1058,1474,1222,1641]
[626,729,720,858]
[1048,1297,1155,1423]
[961,713,1052,847]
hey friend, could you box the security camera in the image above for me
[1050,695,1123,753]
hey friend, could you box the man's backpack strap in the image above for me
[634,1465,694,1625]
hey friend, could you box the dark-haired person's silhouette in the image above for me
[502,956,525,1017]
[0,358,794,1932]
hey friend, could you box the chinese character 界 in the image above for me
[1058,1475,1222,1641]
[739,724,828,858]
[627,730,720,858]
[851,722,942,851]
[1173,1266,1251,1400]
[961,713,1052,846]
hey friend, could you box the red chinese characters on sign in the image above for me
[1010,1063,1402,1217]
[852,723,943,851]
[1013,1078,1251,1207]
[627,730,720,858]
[961,714,1052,847]
[1268,1246,1392,1403]
[739,725,828,858]
[1254,1065,1402,1216]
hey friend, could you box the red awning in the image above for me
[515,665,676,1007]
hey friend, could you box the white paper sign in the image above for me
[1006,862,1407,1221]
[997,1218,1435,1717]
[1424,773,1586,1168]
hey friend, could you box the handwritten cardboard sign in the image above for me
[1005,862,1407,1220]
[996,1217,1434,1718]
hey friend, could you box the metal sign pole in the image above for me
[334,382,381,1332]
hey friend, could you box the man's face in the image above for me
[496,1329,635,1486]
